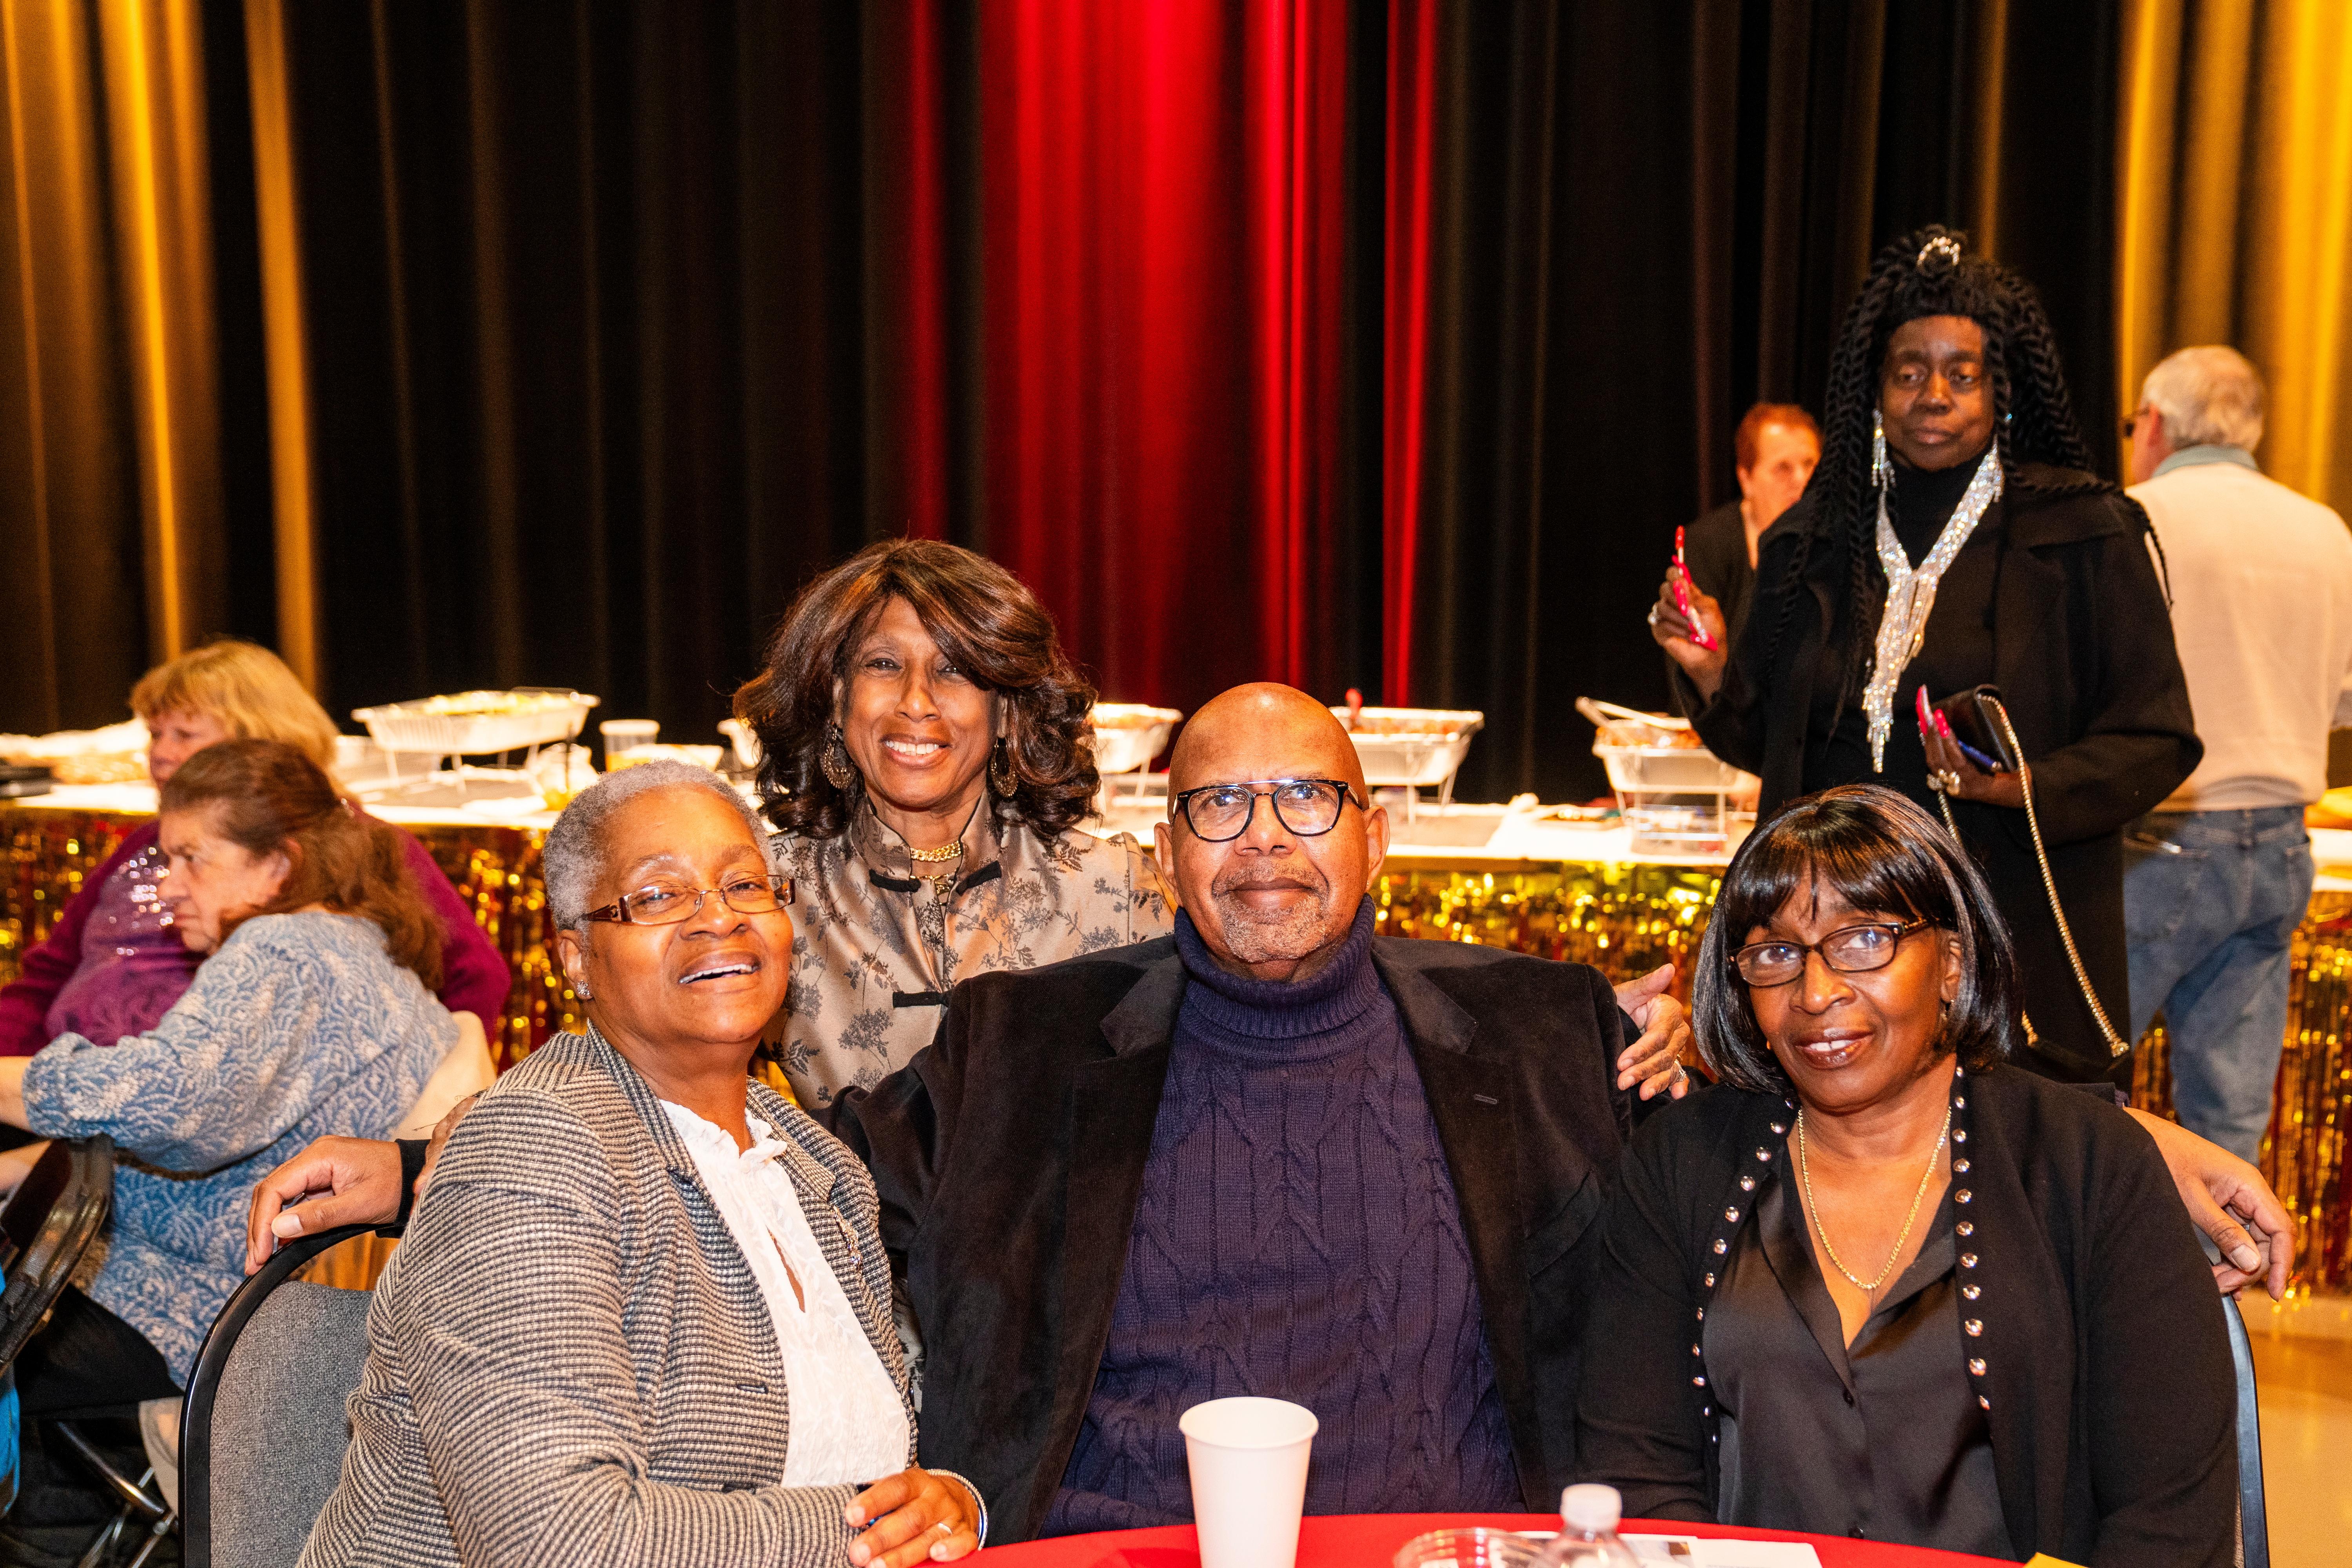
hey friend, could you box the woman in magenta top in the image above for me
[0,641,509,1054]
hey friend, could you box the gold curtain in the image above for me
[0,1,224,662]
[2118,0,2352,508]
[0,0,224,728]
[241,0,318,695]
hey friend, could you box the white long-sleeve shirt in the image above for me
[2131,446,2352,811]
[662,1100,912,1488]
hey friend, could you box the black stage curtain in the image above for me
[270,1,914,738]
[6,1,2124,802]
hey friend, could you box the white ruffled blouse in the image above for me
[662,1100,912,1488]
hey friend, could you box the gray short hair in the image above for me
[2141,345,2266,452]
[543,760,777,931]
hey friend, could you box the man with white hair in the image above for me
[2123,345,2352,1160]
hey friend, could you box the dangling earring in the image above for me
[1871,409,1892,491]
[989,736,1017,798]
[820,724,857,791]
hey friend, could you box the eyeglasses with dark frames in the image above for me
[1170,778,1363,843]
[1730,917,1937,987]
[581,874,795,926]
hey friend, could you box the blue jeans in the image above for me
[2123,806,2314,1163]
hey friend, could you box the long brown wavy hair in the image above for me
[734,539,1100,840]
[160,739,445,988]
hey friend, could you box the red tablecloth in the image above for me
[970,1513,2016,1568]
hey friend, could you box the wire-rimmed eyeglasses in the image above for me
[1729,918,1936,987]
[1170,778,1362,842]
[581,874,795,926]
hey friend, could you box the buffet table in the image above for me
[973,1512,2012,1568]
[4,784,2346,1290]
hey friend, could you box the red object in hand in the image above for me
[1673,527,1718,650]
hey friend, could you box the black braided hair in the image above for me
[1759,225,2108,697]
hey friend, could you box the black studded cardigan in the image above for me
[1572,1063,2239,1567]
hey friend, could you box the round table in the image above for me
[969,1513,2017,1568]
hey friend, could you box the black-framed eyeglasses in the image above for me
[1170,778,1363,842]
[1730,918,1936,987]
[581,874,795,926]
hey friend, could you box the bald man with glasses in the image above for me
[831,682,1693,1540]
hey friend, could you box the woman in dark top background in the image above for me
[1649,227,2200,1082]
[1576,785,2235,1566]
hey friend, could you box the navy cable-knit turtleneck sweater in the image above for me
[1042,898,1521,1535]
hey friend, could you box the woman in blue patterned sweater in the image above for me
[0,739,459,1409]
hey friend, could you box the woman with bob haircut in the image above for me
[0,639,510,1057]
[1576,784,2238,1566]
[732,539,1171,1105]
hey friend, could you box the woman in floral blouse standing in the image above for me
[734,541,1171,1107]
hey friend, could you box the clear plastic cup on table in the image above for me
[1392,1526,1545,1568]
[1178,1396,1318,1568]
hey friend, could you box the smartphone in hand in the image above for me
[1673,527,1718,651]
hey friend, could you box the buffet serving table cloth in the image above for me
[3,785,2345,1290]
[969,1513,2015,1568]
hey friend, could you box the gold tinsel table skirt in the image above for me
[5,806,2344,1290]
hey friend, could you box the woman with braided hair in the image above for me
[1650,226,2201,1081]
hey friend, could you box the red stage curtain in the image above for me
[152,3,2127,801]
[977,0,1349,718]
[1381,0,1437,709]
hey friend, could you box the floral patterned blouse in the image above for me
[24,912,454,1381]
[772,803,1172,1107]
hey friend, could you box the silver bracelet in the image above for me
[927,1468,988,1548]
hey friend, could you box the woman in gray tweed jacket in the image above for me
[301,762,984,1568]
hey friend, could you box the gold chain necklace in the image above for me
[906,839,965,899]
[1794,1101,1952,1294]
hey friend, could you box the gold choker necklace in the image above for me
[906,840,965,863]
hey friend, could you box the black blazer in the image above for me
[1575,1065,2237,1567]
[833,935,1634,1543]
[1680,466,2202,1076]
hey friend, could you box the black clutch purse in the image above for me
[1931,684,2018,773]
[1923,684,2130,1061]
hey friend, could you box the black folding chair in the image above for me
[2223,1294,2269,1568]
[180,1222,393,1568]
[0,1138,114,1372]
[0,1137,178,1568]
[0,1137,114,1524]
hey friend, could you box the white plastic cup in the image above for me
[599,719,659,765]
[1179,1397,1318,1568]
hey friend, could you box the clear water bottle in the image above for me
[1537,1484,1640,1566]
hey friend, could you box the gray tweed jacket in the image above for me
[300,1027,915,1568]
